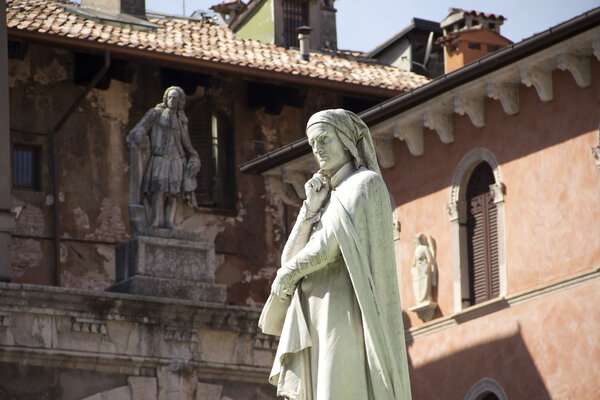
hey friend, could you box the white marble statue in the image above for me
[411,233,437,306]
[259,109,411,399]
[126,86,200,230]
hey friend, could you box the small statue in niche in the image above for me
[411,233,437,306]
[126,86,200,230]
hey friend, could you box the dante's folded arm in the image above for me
[274,221,339,296]
[280,201,322,264]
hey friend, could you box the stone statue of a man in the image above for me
[259,109,412,399]
[126,86,200,230]
[411,233,437,306]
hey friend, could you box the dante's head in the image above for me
[306,122,352,175]
[306,109,381,176]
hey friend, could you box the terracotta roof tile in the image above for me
[7,0,429,93]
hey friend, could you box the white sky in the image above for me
[145,0,600,52]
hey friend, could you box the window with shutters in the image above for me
[449,148,506,312]
[283,0,308,48]
[187,100,236,210]
[13,144,41,191]
[465,162,500,305]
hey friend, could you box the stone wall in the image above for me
[0,282,277,400]
[7,40,355,307]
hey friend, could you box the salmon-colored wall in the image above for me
[382,62,600,329]
[406,278,600,399]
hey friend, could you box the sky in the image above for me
[145,0,600,52]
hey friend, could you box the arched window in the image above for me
[448,148,506,311]
[466,162,500,305]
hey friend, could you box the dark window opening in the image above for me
[472,19,479,26]
[466,162,499,305]
[160,67,214,95]
[8,40,27,60]
[187,101,236,210]
[480,392,500,400]
[73,52,135,89]
[247,81,305,115]
[13,144,41,190]
[489,23,496,30]
[283,0,308,48]
[468,41,481,50]
[342,96,384,114]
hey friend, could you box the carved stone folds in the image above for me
[454,96,485,128]
[424,110,454,143]
[487,82,520,115]
[557,54,591,88]
[394,122,424,156]
[520,68,553,102]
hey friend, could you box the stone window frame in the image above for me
[447,148,507,312]
[464,377,508,400]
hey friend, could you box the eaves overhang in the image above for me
[240,6,600,175]
[7,28,404,99]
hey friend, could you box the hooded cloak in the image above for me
[261,110,411,399]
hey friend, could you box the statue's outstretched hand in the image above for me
[304,172,330,213]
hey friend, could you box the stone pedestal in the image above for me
[107,229,226,303]
[409,300,437,322]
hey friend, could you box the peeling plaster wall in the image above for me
[8,41,349,307]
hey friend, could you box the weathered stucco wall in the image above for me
[383,64,600,328]
[8,41,348,307]
[406,276,600,399]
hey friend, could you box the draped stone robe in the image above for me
[269,163,412,400]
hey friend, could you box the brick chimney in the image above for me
[438,8,511,73]
[81,0,146,17]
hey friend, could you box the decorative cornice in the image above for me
[487,82,519,115]
[367,26,600,165]
[71,317,107,335]
[557,53,592,87]
[520,67,553,102]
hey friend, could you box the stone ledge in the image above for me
[406,265,600,342]
[107,275,227,303]
[0,346,271,383]
[0,283,261,331]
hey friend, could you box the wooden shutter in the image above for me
[187,100,214,206]
[466,162,500,305]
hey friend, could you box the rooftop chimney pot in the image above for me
[297,26,313,61]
